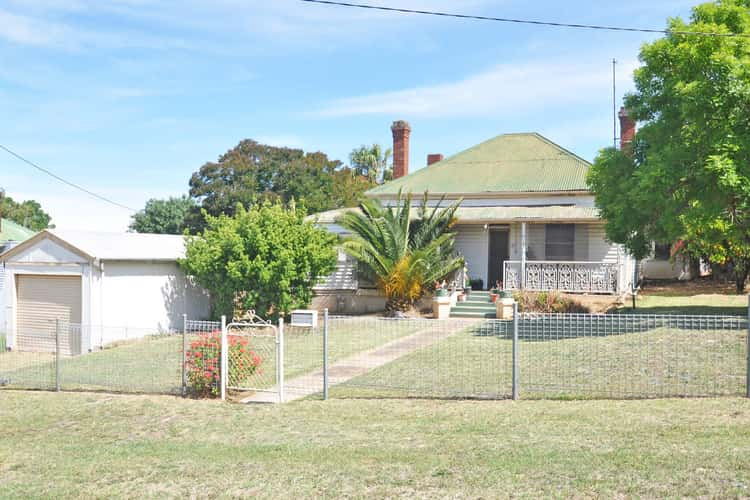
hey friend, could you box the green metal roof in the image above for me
[367,133,592,196]
[0,218,35,242]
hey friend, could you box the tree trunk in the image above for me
[385,296,411,314]
[735,261,749,294]
[688,256,701,280]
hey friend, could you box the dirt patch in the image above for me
[639,277,739,297]
[564,293,625,313]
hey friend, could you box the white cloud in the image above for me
[0,9,69,47]
[0,1,496,52]
[314,58,640,119]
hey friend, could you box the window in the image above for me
[654,242,671,260]
[545,224,575,261]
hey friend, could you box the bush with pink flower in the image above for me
[186,332,262,397]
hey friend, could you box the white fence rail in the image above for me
[504,260,619,294]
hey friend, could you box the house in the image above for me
[0,230,210,354]
[312,117,659,313]
[0,218,36,334]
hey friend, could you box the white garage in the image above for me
[0,230,211,353]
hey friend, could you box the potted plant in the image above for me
[435,287,450,298]
[470,278,483,291]
[463,270,472,297]
[489,287,499,303]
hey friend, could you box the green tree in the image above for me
[187,140,370,232]
[129,196,195,234]
[349,144,392,184]
[338,191,464,312]
[0,194,53,231]
[588,0,750,292]
[180,201,337,320]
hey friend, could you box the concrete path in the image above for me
[241,319,479,403]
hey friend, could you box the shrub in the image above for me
[181,202,337,321]
[186,332,262,397]
[513,291,590,314]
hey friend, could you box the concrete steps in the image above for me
[450,291,497,318]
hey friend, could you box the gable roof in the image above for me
[0,229,187,262]
[367,133,592,197]
[0,218,36,243]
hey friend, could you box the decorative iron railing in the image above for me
[503,260,619,294]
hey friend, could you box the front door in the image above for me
[487,229,509,289]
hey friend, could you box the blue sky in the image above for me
[0,0,697,231]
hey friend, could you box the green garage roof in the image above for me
[367,133,592,196]
[0,218,35,243]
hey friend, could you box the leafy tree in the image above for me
[0,194,53,231]
[129,196,195,234]
[350,144,392,184]
[339,191,464,312]
[180,201,337,321]
[588,0,750,292]
[187,140,372,231]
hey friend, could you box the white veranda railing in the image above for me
[503,260,619,294]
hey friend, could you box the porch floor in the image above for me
[450,291,496,319]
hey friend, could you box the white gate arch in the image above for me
[220,312,284,402]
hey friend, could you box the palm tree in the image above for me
[338,191,464,313]
[349,144,393,184]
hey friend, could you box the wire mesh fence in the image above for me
[321,313,748,400]
[516,313,748,399]
[1,310,748,401]
[1,322,186,395]
[329,316,512,399]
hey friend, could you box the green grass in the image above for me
[335,320,747,399]
[0,392,749,498]
[620,292,747,316]
[0,319,422,395]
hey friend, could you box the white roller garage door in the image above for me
[16,275,82,354]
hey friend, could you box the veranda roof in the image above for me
[309,205,600,225]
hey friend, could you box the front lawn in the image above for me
[0,318,422,395]
[0,392,748,498]
[334,319,746,399]
[625,293,747,316]
[621,279,748,315]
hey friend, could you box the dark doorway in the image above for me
[488,229,510,289]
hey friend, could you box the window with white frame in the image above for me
[545,224,575,260]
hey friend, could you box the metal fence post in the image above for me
[55,319,61,392]
[182,314,187,398]
[512,302,519,401]
[220,315,227,401]
[746,295,750,399]
[278,317,285,403]
[323,308,329,400]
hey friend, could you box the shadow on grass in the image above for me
[465,315,746,342]
[617,305,747,316]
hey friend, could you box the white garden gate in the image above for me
[221,312,284,402]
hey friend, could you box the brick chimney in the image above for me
[427,153,443,166]
[391,120,411,179]
[618,107,636,152]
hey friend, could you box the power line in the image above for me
[0,144,137,212]
[300,0,750,38]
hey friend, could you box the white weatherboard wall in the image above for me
[453,225,488,287]
[1,234,210,351]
